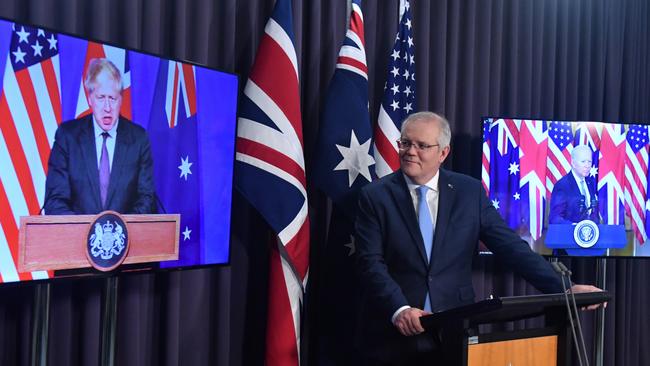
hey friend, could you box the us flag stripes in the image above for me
[234,0,309,365]
[373,0,416,178]
[0,23,60,282]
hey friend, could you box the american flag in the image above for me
[546,121,574,194]
[481,119,491,193]
[74,42,132,120]
[373,0,416,177]
[624,124,649,243]
[0,23,60,282]
[234,0,309,364]
[597,124,625,224]
[312,1,370,363]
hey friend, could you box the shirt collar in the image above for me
[404,171,440,192]
[571,169,586,185]
[92,116,119,139]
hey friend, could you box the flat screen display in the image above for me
[0,19,238,283]
[482,117,650,257]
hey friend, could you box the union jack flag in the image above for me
[234,0,309,364]
[519,120,548,240]
[597,124,625,224]
[74,42,132,120]
[0,23,60,282]
[624,124,649,243]
[373,0,416,177]
[546,121,574,194]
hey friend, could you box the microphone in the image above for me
[554,261,590,366]
[154,193,167,214]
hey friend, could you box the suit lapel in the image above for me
[431,169,454,266]
[105,118,130,207]
[387,172,429,265]
[78,116,102,211]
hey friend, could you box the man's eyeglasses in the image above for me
[397,139,440,151]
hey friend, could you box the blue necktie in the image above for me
[99,132,110,207]
[417,185,433,311]
[580,180,590,208]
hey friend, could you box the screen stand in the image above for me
[30,282,50,366]
[594,258,607,366]
[99,276,119,366]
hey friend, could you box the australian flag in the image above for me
[487,119,523,231]
[142,57,236,267]
[312,1,372,364]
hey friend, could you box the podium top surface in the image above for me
[421,291,611,329]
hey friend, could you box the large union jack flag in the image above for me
[373,0,416,178]
[234,0,309,364]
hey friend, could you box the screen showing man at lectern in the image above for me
[0,20,238,283]
[482,117,650,257]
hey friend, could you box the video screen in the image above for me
[482,118,650,257]
[0,20,238,283]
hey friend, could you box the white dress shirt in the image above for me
[93,118,119,172]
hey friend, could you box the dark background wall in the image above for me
[0,1,648,365]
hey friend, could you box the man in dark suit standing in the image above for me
[549,144,600,224]
[354,112,601,365]
[44,58,156,215]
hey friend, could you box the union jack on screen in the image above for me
[234,0,309,364]
[373,0,416,178]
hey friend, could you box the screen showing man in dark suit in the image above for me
[354,112,602,365]
[549,144,600,224]
[44,58,156,215]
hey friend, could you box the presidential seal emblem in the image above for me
[573,219,599,249]
[86,211,129,271]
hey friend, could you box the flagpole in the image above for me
[99,276,119,366]
[594,258,606,366]
[30,282,50,366]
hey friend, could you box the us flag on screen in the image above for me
[624,124,649,243]
[234,0,309,365]
[0,23,60,282]
[373,0,416,177]
[546,121,574,194]
[481,119,491,193]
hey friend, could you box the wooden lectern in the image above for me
[420,291,611,366]
[18,213,180,272]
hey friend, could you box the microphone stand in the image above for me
[558,262,590,366]
[551,261,585,366]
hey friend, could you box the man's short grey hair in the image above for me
[571,144,593,162]
[400,111,452,149]
[84,58,123,94]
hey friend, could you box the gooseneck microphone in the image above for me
[551,262,584,366]
[552,261,589,366]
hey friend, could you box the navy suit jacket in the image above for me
[549,173,599,224]
[354,169,564,360]
[44,115,156,214]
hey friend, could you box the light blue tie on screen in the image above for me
[417,185,433,312]
[580,180,590,208]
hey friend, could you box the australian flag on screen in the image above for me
[139,58,236,267]
[487,120,524,231]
